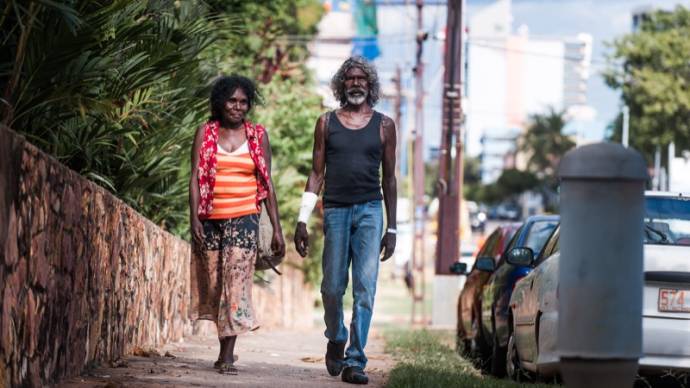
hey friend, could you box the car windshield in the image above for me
[644,196,690,246]
[523,220,559,254]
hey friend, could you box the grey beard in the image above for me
[346,94,366,106]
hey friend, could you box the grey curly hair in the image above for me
[330,56,381,107]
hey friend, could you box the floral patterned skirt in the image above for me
[190,214,259,338]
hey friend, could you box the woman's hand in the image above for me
[191,217,204,247]
[271,230,286,258]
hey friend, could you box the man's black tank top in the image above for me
[323,110,384,208]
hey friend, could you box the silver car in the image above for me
[507,192,690,380]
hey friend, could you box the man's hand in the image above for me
[380,232,396,262]
[272,230,286,258]
[191,217,204,247]
[294,222,309,257]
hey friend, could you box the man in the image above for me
[294,56,397,385]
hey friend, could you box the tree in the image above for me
[494,168,539,198]
[466,109,573,206]
[462,156,483,202]
[218,1,325,283]
[463,156,482,186]
[518,108,575,180]
[1,1,226,234]
[466,168,539,205]
[424,160,439,197]
[204,0,323,83]
[604,6,690,160]
[1,0,327,283]
[253,76,324,284]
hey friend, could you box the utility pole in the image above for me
[622,105,630,148]
[653,145,661,190]
[411,0,428,326]
[430,0,463,327]
[393,66,403,184]
[668,142,675,191]
[435,0,463,275]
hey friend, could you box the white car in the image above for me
[460,241,478,270]
[507,192,690,380]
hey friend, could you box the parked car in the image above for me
[477,215,559,376]
[508,191,690,381]
[456,224,520,359]
[495,203,521,221]
[459,241,478,269]
[467,201,487,233]
[506,225,561,381]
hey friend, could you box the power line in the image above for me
[276,34,614,70]
[467,40,609,66]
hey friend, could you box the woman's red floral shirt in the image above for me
[196,120,271,219]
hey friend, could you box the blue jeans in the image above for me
[321,200,384,370]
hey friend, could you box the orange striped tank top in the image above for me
[208,141,259,220]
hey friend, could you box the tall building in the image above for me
[464,0,593,183]
[563,34,592,114]
[306,2,355,109]
[632,6,654,32]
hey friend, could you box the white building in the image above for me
[306,3,355,109]
[464,0,593,183]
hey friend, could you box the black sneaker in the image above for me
[325,341,345,376]
[342,366,368,385]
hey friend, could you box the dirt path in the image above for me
[58,326,393,388]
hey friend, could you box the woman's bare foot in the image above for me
[214,355,238,369]
[218,362,238,375]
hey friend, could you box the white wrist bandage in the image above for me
[297,192,318,224]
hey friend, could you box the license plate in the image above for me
[658,289,690,313]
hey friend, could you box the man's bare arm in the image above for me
[304,113,328,194]
[294,113,328,257]
[380,115,397,261]
[381,115,397,230]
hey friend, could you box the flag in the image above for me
[352,0,380,60]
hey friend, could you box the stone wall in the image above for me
[0,127,313,387]
[253,259,315,330]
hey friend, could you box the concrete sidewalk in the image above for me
[58,326,393,388]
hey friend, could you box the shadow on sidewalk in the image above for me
[58,329,392,388]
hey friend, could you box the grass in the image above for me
[383,329,556,388]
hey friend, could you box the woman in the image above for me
[189,75,285,375]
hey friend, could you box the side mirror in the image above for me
[506,247,534,267]
[450,262,468,275]
[475,257,495,272]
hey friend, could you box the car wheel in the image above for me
[490,332,508,377]
[506,330,522,381]
[470,316,490,369]
[459,338,471,358]
[456,328,471,357]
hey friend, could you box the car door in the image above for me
[534,250,560,369]
[529,228,560,363]
[459,229,501,338]
[485,219,558,347]
[511,269,535,368]
[513,227,560,364]
[482,225,525,343]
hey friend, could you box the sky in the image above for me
[467,0,690,142]
[318,0,689,162]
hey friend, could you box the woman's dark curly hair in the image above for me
[330,56,381,107]
[209,75,261,121]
